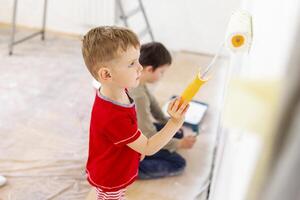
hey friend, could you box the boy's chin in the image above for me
[148,78,159,84]
[126,81,140,89]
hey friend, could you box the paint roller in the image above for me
[179,9,253,104]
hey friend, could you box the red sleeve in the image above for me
[105,114,141,147]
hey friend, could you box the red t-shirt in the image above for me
[86,89,141,192]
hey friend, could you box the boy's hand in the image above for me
[167,97,189,126]
[178,136,197,149]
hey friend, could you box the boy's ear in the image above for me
[144,65,154,73]
[97,67,112,81]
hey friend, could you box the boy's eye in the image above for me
[128,62,135,67]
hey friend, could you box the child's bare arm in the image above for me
[127,98,189,156]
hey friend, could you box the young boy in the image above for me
[129,42,197,179]
[82,26,189,199]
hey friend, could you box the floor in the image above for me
[0,25,228,200]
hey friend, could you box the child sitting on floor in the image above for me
[129,42,197,180]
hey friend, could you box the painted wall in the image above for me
[0,0,240,54]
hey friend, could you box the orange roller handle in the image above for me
[180,74,208,104]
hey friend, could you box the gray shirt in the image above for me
[129,84,179,152]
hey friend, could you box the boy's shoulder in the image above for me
[93,92,135,117]
[91,96,133,127]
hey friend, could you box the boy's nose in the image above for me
[137,63,143,72]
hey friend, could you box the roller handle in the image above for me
[180,74,208,104]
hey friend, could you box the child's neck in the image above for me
[139,75,148,85]
[100,85,130,104]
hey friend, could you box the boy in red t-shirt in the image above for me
[81,26,189,200]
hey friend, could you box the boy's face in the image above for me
[108,46,143,88]
[145,64,170,83]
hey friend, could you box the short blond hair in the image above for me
[82,26,140,79]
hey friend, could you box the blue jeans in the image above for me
[138,123,186,180]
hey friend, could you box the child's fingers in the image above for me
[168,98,176,111]
[172,98,180,112]
[178,101,189,114]
[181,104,190,115]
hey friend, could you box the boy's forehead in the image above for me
[108,46,140,67]
[118,46,140,61]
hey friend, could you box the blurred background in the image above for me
[0,0,299,199]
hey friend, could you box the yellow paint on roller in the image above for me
[180,74,207,103]
[232,34,245,47]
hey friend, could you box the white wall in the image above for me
[237,0,300,78]
[0,0,240,54]
[1,0,296,78]
[0,0,115,35]
[210,0,300,199]
[120,0,241,54]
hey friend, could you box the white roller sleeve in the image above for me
[225,10,253,53]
